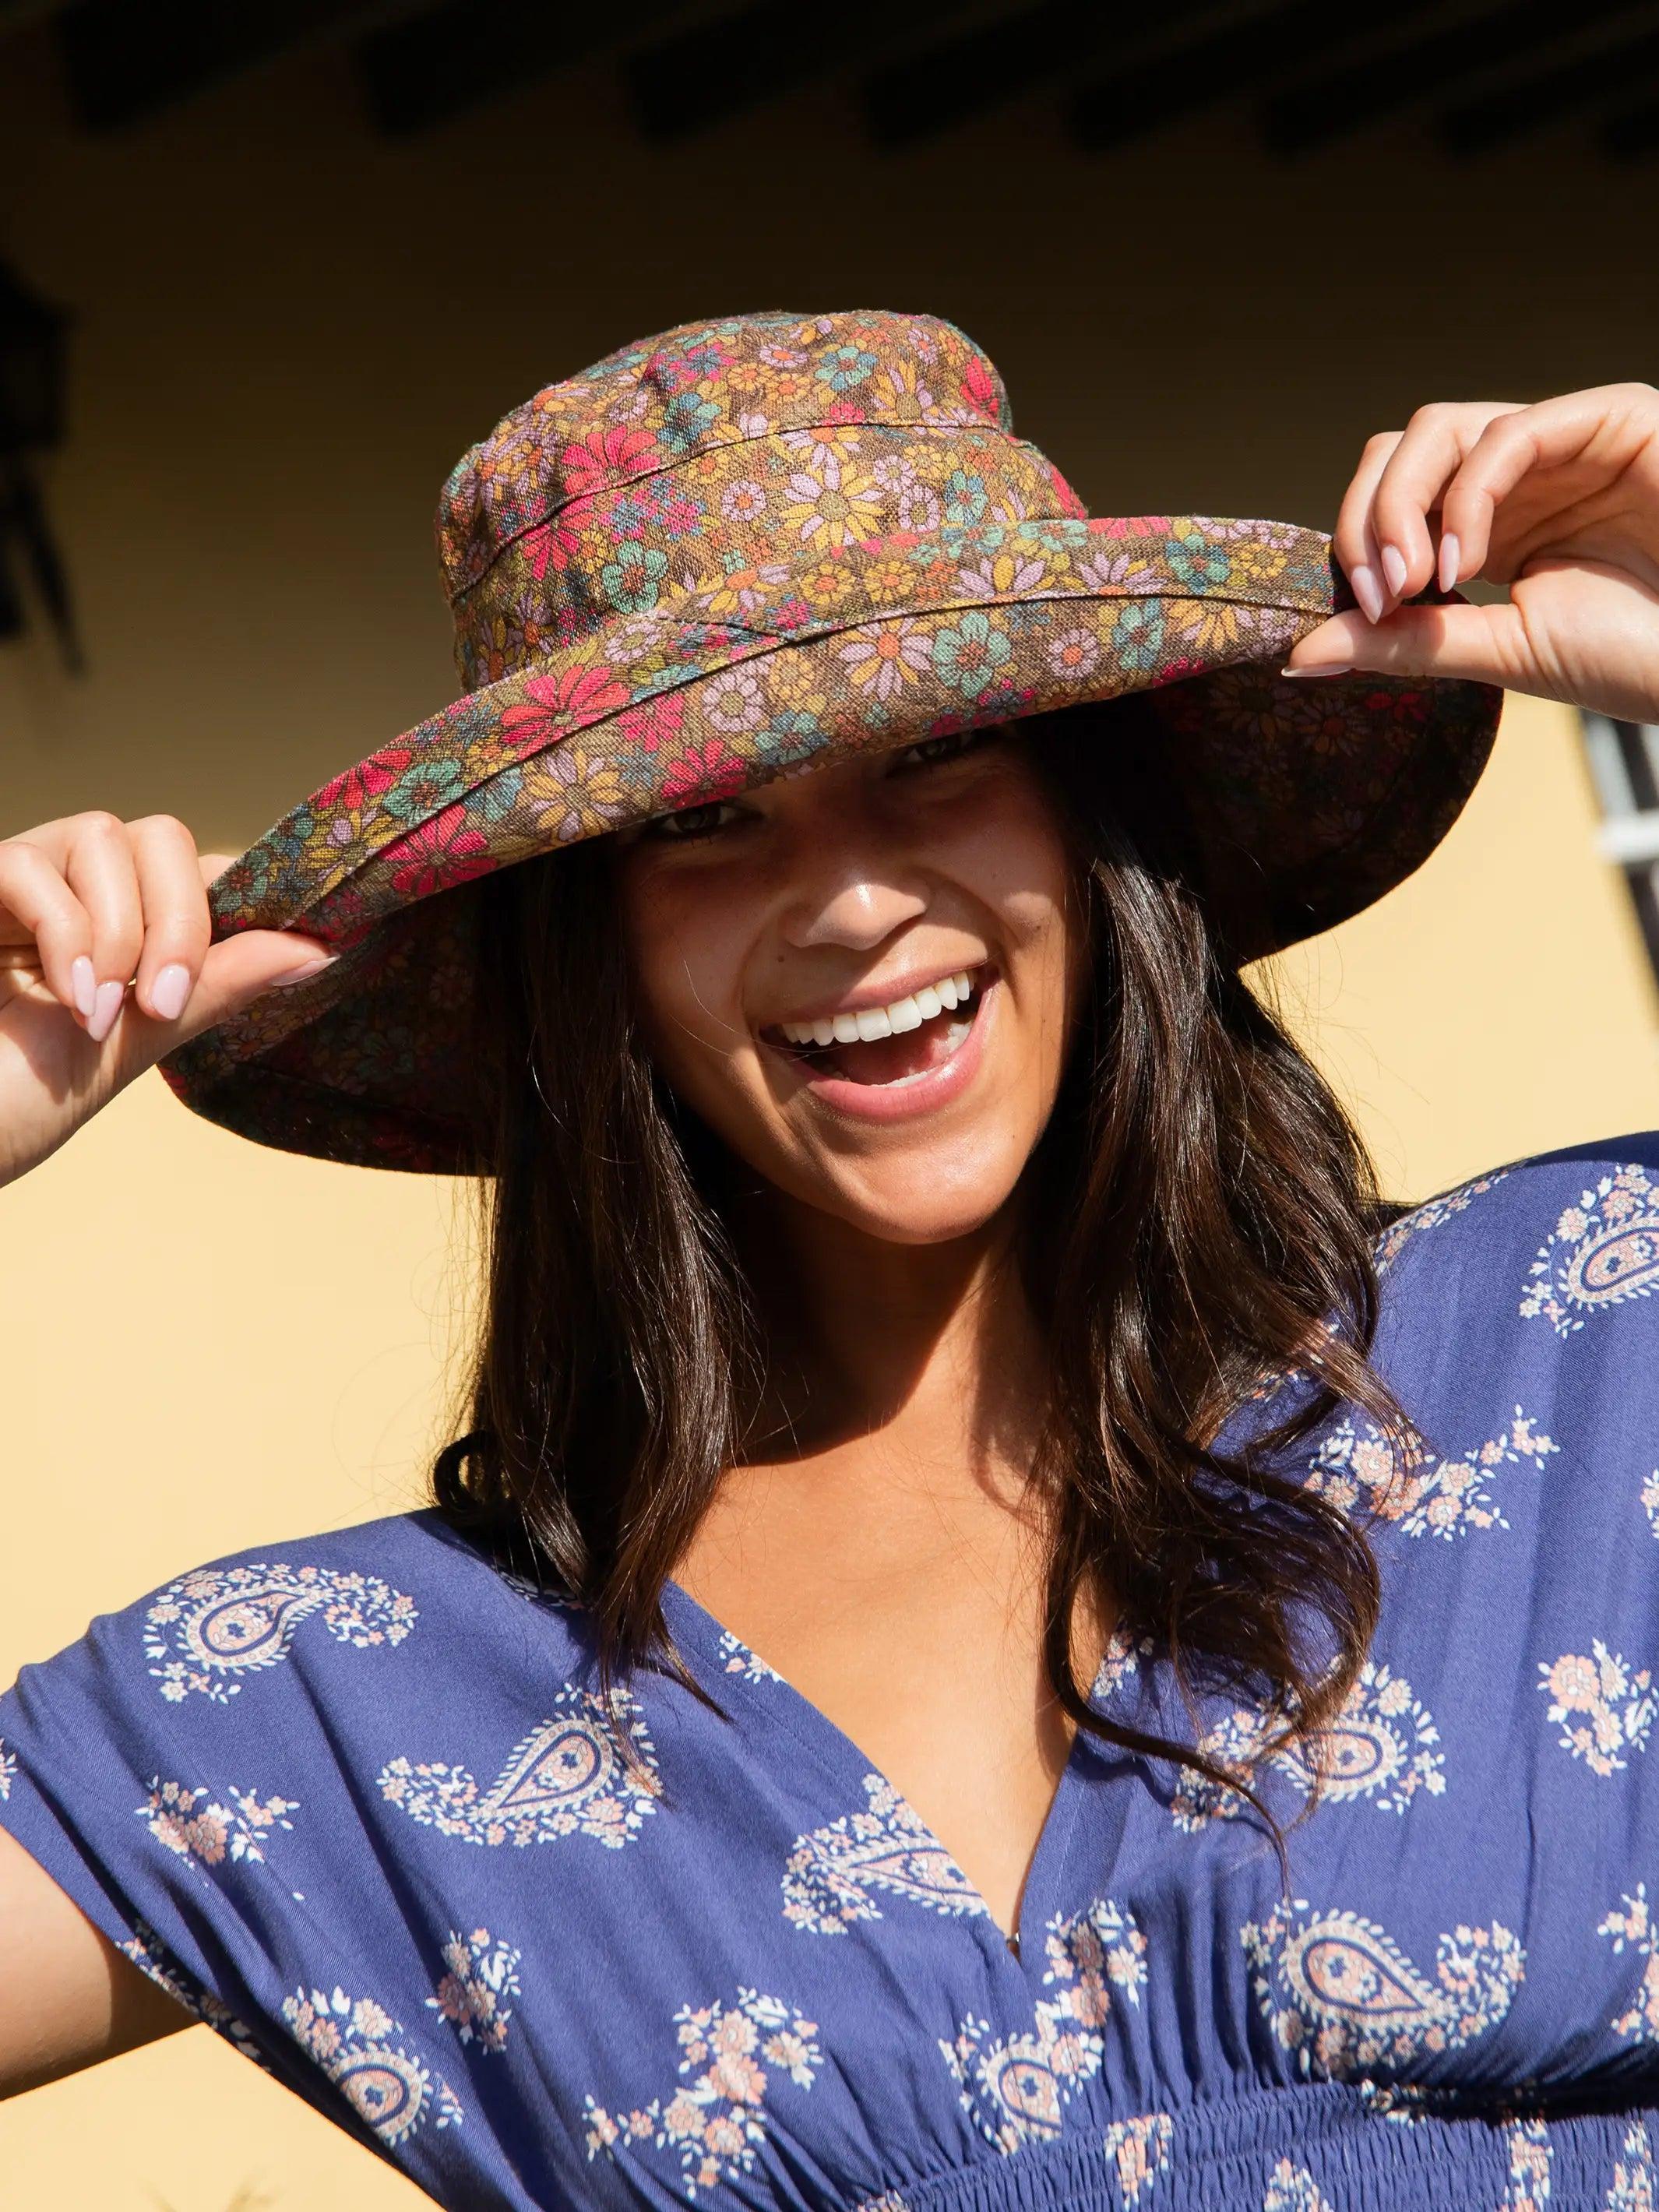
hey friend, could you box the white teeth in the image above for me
[777,966,982,1048]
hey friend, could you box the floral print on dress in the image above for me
[1104,2111,1174,2203]
[280,1982,463,2145]
[378,1684,660,1849]
[1538,1644,1655,1776]
[136,1777,298,1871]
[1171,1661,1446,1830]
[1606,2121,1657,2212]
[0,1738,13,1801]
[782,1774,989,1932]
[717,1629,782,1683]
[1375,1173,1510,1277]
[1239,1898,1524,2079]
[427,1927,522,2054]
[1307,1406,1557,1541]
[1520,1165,1659,1337]
[1499,2119,1553,2211]
[583,1990,821,2197]
[120,1916,272,2073]
[142,1562,416,1703]
[1263,2160,1336,2212]
[940,1898,1147,2152]
[1597,1886,1659,2042]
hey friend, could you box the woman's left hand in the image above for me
[1284,381,1659,723]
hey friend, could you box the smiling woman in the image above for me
[4,312,1659,2211]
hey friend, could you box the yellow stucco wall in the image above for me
[2,19,1657,2209]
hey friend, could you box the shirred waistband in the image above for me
[874,2081,1659,2212]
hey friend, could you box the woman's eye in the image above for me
[643,798,742,843]
[895,724,1004,772]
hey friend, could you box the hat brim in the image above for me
[158,514,1502,1172]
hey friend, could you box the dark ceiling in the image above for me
[2,0,1659,157]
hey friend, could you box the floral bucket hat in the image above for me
[158,307,1503,1174]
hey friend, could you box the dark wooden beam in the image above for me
[626,0,968,140]
[1436,22,1659,154]
[1261,0,1647,154]
[55,0,403,132]
[861,0,1216,147]
[1069,0,1443,153]
[353,0,689,134]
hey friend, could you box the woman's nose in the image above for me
[778,851,931,953]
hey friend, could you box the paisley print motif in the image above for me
[1103,2112,1174,2203]
[1239,1898,1524,2078]
[1307,1405,1557,1541]
[120,1917,271,2072]
[717,1629,782,1683]
[1598,1886,1659,2042]
[136,1777,298,1871]
[280,1982,463,2145]
[1171,1661,1445,1830]
[1520,1165,1659,1337]
[940,1898,1147,2152]
[583,1990,821,2197]
[426,1927,523,2055]
[378,1685,660,1848]
[1263,2160,1336,2212]
[1606,2121,1657,2212]
[1538,1644,1655,1777]
[1499,2121,1553,2212]
[1375,1172,1510,1276]
[141,1562,416,1703]
[0,1738,13,1800]
[781,1774,988,1932]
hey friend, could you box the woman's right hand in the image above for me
[0,810,338,1189]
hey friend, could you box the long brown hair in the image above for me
[429,694,1415,1832]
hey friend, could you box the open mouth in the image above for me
[762,964,992,1090]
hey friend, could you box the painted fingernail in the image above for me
[270,953,337,990]
[1280,662,1354,679]
[1351,564,1385,625]
[1438,531,1461,594]
[87,979,125,1044]
[70,953,96,1019]
[149,962,190,1022]
[1379,543,1408,597]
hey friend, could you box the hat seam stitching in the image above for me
[447,417,1046,607]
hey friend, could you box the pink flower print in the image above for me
[709,2052,766,2105]
[872,452,918,492]
[520,506,589,582]
[840,622,932,703]
[615,689,687,756]
[703,667,766,734]
[1046,628,1101,680]
[387,805,493,900]
[663,2091,706,2141]
[1078,547,1156,594]
[1097,514,1174,539]
[960,354,999,420]
[498,664,630,755]
[314,745,414,817]
[896,480,942,534]
[720,480,769,523]
[662,738,747,808]
[561,421,660,500]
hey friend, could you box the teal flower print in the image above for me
[943,470,989,527]
[1111,600,1166,671]
[815,345,879,390]
[382,759,469,822]
[660,389,720,455]
[932,610,1013,698]
[601,543,669,614]
[756,710,826,766]
[469,766,527,825]
[1165,529,1231,592]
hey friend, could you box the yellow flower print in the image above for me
[700,563,790,619]
[766,656,829,713]
[799,561,858,610]
[781,462,883,551]
[862,559,914,604]
[523,744,628,842]
[780,425,865,477]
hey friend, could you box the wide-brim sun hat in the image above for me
[157,308,1503,1175]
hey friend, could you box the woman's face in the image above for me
[609,722,1087,1246]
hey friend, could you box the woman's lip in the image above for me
[766,974,998,1125]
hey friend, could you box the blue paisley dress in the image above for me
[5,1134,1659,2210]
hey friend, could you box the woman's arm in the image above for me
[0,814,336,2090]
[1282,379,1659,727]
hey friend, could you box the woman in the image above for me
[0,310,1655,2210]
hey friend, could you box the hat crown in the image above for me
[437,310,1014,598]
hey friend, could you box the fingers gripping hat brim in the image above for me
[157,512,1499,1175]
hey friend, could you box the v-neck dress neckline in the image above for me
[659,1573,1101,1974]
